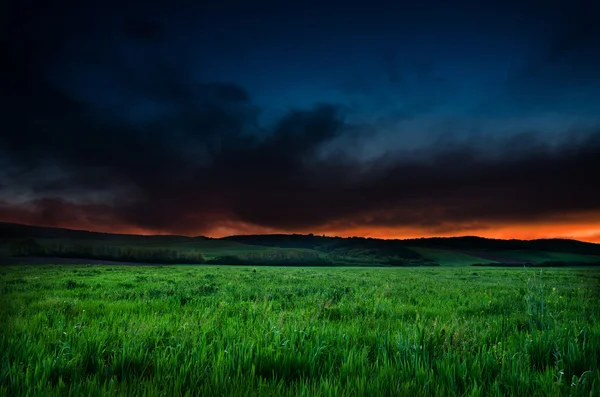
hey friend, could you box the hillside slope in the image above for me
[2,223,600,266]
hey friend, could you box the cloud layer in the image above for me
[2,0,600,239]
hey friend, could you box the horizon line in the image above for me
[1,221,598,245]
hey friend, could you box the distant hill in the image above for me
[403,236,600,256]
[223,234,423,259]
[0,222,197,242]
[1,222,600,266]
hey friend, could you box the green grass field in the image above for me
[1,265,599,396]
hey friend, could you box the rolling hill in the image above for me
[1,222,600,266]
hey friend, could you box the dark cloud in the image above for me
[2,0,600,236]
[0,199,117,231]
[3,53,600,235]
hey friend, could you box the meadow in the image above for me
[1,265,599,396]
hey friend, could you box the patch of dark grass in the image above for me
[64,279,81,289]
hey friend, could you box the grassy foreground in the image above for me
[1,265,599,396]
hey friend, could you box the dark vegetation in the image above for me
[8,239,205,264]
[405,236,600,256]
[224,234,423,258]
[206,250,332,266]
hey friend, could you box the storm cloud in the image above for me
[2,0,600,237]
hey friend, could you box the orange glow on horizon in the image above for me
[301,214,600,243]
[5,215,600,243]
[212,218,600,243]
[306,225,600,243]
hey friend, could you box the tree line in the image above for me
[9,239,205,264]
[207,249,333,266]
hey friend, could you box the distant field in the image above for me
[1,265,599,396]
[471,250,600,264]
[411,247,600,266]
[408,247,497,266]
[5,237,600,267]
[32,237,274,260]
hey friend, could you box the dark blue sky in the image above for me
[44,0,600,161]
[2,0,600,240]
[55,2,599,131]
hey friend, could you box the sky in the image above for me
[2,0,600,241]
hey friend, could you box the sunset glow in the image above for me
[2,0,599,245]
